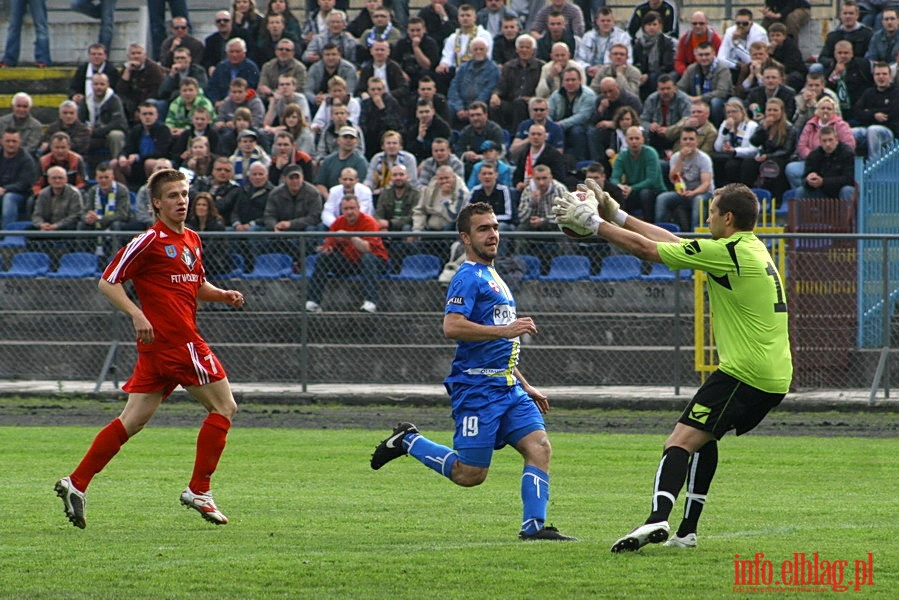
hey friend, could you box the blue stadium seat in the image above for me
[539,254,591,281]
[517,253,542,280]
[220,253,246,278]
[242,253,293,279]
[290,254,318,280]
[0,252,51,278]
[640,262,692,281]
[47,252,100,278]
[0,220,32,249]
[776,188,796,218]
[388,254,442,280]
[655,222,681,233]
[590,255,641,281]
[502,128,511,151]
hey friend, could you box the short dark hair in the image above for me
[657,74,675,86]
[715,183,759,230]
[818,125,836,137]
[457,201,494,234]
[642,11,661,26]
[468,101,488,114]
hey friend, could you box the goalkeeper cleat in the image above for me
[664,532,697,548]
[54,476,87,529]
[180,488,228,525]
[370,422,418,470]
[610,521,669,553]
[519,525,578,541]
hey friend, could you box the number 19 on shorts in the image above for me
[461,416,479,437]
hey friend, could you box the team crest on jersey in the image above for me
[488,280,501,294]
[181,246,197,270]
[164,244,178,258]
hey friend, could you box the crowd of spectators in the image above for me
[1,1,897,307]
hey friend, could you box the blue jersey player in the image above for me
[370,202,577,541]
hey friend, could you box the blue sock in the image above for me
[520,465,549,534]
[404,433,457,480]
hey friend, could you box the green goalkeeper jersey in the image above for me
[657,231,793,394]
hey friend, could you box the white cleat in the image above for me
[664,533,697,548]
[610,521,670,553]
[180,488,228,525]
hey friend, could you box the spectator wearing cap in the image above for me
[466,140,512,189]
[315,125,369,199]
[263,163,323,231]
[230,128,271,184]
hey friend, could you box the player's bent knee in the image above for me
[452,463,489,487]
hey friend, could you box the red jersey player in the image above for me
[54,168,245,529]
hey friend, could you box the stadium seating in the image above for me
[0,221,32,249]
[0,252,51,278]
[640,262,692,281]
[388,254,442,280]
[517,254,542,280]
[46,252,100,278]
[219,253,246,278]
[242,253,293,279]
[590,254,642,281]
[655,222,681,233]
[539,254,591,281]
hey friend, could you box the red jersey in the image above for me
[322,212,389,263]
[102,221,206,352]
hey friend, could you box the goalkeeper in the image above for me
[554,181,792,552]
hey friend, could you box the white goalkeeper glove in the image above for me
[583,178,628,226]
[553,191,602,235]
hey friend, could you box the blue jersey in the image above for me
[444,260,520,387]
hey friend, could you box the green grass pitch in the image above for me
[1,426,896,599]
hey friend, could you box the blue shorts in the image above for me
[445,381,546,468]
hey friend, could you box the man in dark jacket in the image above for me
[489,33,543,130]
[797,126,855,201]
[77,73,128,157]
[111,103,173,186]
[0,128,39,228]
[264,164,323,231]
[851,61,899,158]
[115,44,166,124]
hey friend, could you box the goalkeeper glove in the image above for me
[583,178,628,226]
[553,191,603,235]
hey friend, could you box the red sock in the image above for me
[70,418,129,492]
[189,413,231,493]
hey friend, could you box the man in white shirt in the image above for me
[323,167,374,227]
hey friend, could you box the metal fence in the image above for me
[1,228,897,397]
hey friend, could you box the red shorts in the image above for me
[123,340,227,399]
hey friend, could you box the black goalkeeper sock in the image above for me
[646,446,690,524]
[676,440,719,537]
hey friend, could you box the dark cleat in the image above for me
[519,525,578,541]
[370,422,419,470]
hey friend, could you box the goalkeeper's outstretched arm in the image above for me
[582,178,681,243]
